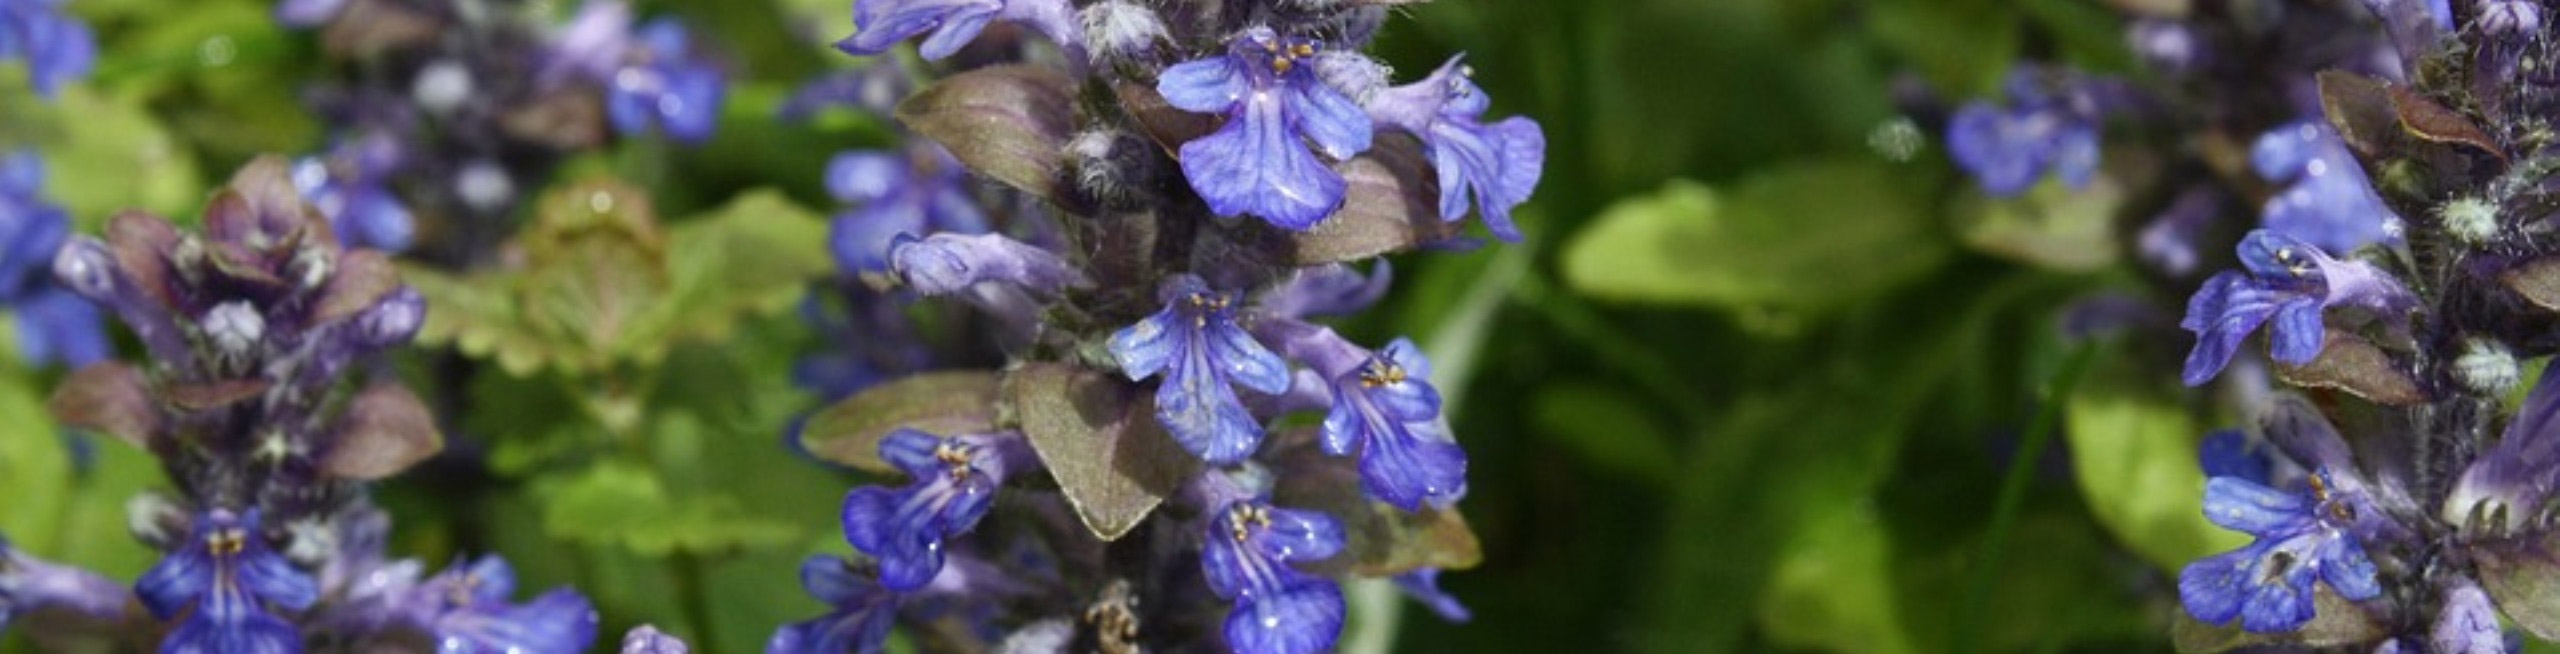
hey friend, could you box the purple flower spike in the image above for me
[2250,121,2398,253]
[1109,274,1293,464]
[835,0,1084,61]
[136,509,319,654]
[828,146,989,273]
[1366,55,1546,242]
[2177,470,2385,633]
[767,555,897,654]
[842,430,1032,591]
[607,19,727,144]
[0,533,128,630]
[0,0,96,97]
[1947,67,2104,197]
[1201,500,1345,654]
[1157,27,1374,230]
[2179,229,2413,386]
[888,231,1087,296]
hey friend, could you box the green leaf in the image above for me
[652,189,837,344]
[1866,0,2020,95]
[408,185,831,375]
[1529,382,1676,488]
[538,461,800,555]
[801,371,1002,473]
[0,355,156,580]
[2064,350,2246,572]
[1950,177,2124,272]
[0,87,206,224]
[1001,362,1201,541]
[1756,503,1915,654]
[1561,159,1950,314]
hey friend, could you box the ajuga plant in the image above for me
[11,156,686,652]
[2035,0,2560,651]
[781,0,1543,652]
[275,0,728,267]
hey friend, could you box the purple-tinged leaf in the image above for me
[801,372,1002,473]
[105,211,181,310]
[1117,82,1218,157]
[2169,587,2385,653]
[164,378,271,411]
[1288,135,1453,265]
[320,0,444,58]
[2476,534,2560,639]
[2503,256,2560,311]
[2389,86,2505,164]
[2269,329,2426,406]
[502,89,611,152]
[897,65,1089,213]
[48,363,154,448]
[1270,437,1481,576]
[2317,71,2401,159]
[1002,362,1200,541]
[321,384,442,480]
[315,250,401,325]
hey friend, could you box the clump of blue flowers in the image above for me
[2146,2,2560,651]
[779,0,1543,651]
[4,156,698,652]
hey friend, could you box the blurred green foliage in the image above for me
[0,0,2324,652]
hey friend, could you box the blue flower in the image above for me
[833,0,1082,61]
[291,136,415,253]
[1393,568,1471,623]
[1947,67,2101,197]
[887,231,1086,297]
[1259,261,1391,320]
[0,151,103,368]
[1365,55,1546,242]
[842,429,1029,591]
[1108,274,1293,464]
[2197,429,2274,486]
[1201,500,1345,654]
[2179,229,2413,386]
[0,0,95,97]
[1318,338,1466,510]
[2250,121,2398,253]
[135,509,319,654]
[0,532,127,630]
[13,286,103,368]
[409,556,599,654]
[827,146,988,273]
[273,0,344,27]
[1157,27,1374,230]
[2177,471,2384,633]
[767,555,896,654]
[607,19,726,143]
